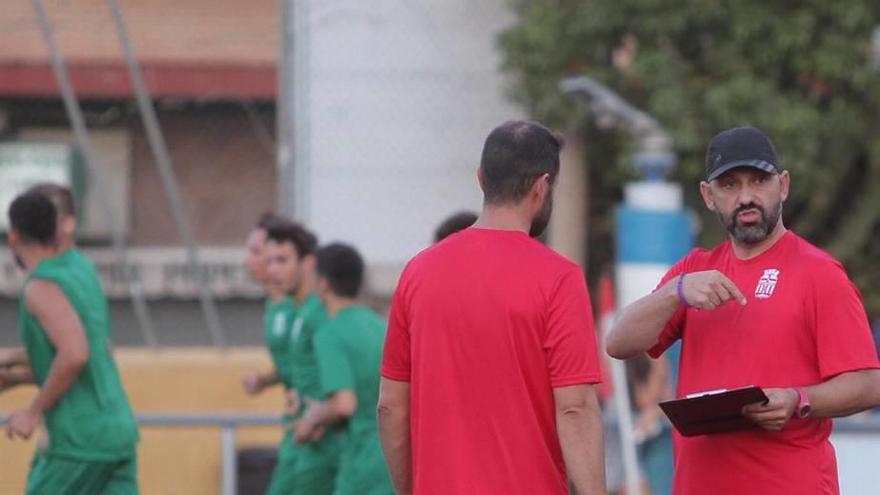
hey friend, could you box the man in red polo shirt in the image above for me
[378,120,606,495]
[607,126,880,495]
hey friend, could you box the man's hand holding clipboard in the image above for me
[659,386,772,437]
[740,387,802,431]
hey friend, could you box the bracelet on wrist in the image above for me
[677,273,690,308]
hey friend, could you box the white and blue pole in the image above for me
[612,151,692,494]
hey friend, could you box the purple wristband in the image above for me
[677,273,690,308]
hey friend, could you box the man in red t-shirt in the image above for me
[378,120,606,495]
[607,126,880,495]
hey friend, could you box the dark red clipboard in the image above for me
[659,386,769,437]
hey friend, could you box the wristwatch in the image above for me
[794,386,811,418]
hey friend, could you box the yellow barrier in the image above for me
[0,347,288,495]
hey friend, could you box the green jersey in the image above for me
[288,292,330,408]
[314,305,392,495]
[263,296,296,389]
[285,293,340,495]
[19,249,138,461]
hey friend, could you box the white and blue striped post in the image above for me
[612,152,692,494]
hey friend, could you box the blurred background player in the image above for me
[292,242,393,495]
[264,220,338,495]
[3,190,139,494]
[0,183,82,373]
[239,212,300,493]
[433,211,477,243]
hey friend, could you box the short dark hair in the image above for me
[265,220,318,258]
[479,120,563,204]
[434,211,478,242]
[256,211,284,230]
[26,183,76,218]
[8,191,57,245]
[316,243,364,298]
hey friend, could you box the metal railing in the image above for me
[2,413,281,495]
[5,412,880,494]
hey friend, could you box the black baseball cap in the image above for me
[705,126,781,181]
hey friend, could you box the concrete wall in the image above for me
[292,0,523,292]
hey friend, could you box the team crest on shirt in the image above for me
[273,313,286,337]
[755,269,780,299]
[291,317,304,342]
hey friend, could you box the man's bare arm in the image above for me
[6,281,89,440]
[377,377,412,495]
[0,367,35,393]
[554,384,606,495]
[292,390,357,443]
[26,281,89,416]
[241,369,280,395]
[0,348,28,368]
[808,369,880,417]
[744,369,880,430]
[607,270,746,359]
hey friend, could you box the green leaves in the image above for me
[500,0,880,316]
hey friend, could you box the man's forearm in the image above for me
[606,280,679,359]
[29,353,85,415]
[1,367,35,389]
[0,348,28,368]
[260,370,280,389]
[807,369,880,418]
[557,398,606,494]
[378,404,412,494]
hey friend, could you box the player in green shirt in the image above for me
[293,243,393,495]
[238,212,302,493]
[0,184,85,374]
[4,190,139,495]
[264,220,337,495]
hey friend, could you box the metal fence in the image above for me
[1,413,280,495]
[4,413,880,494]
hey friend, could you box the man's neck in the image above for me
[474,203,531,234]
[325,296,356,318]
[730,222,788,260]
[293,278,314,305]
[265,286,286,303]
[58,239,75,253]
[21,246,59,272]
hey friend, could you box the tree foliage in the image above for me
[499,1,880,317]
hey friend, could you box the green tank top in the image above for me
[263,295,296,389]
[19,249,139,461]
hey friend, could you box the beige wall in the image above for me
[129,105,278,246]
[0,347,288,494]
[547,131,589,267]
[0,0,276,65]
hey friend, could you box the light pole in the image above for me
[562,75,692,495]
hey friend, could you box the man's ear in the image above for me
[60,216,76,240]
[7,228,20,247]
[531,173,551,202]
[317,276,333,299]
[778,170,790,202]
[699,181,716,212]
[303,253,317,272]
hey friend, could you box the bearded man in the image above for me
[607,126,880,495]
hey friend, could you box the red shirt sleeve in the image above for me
[543,267,602,387]
[647,255,691,358]
[810,261,880,380]
[381,270,412,382]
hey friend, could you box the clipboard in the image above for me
[659,386,769,437]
